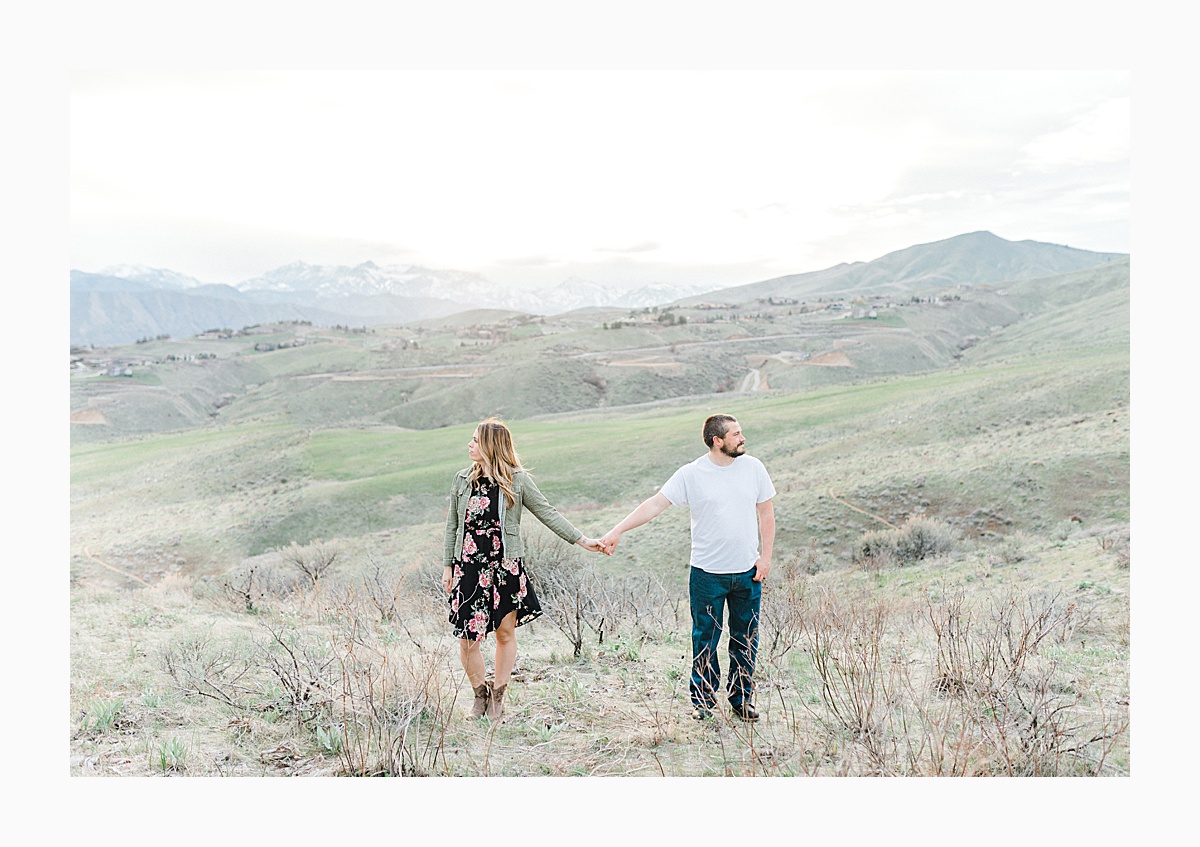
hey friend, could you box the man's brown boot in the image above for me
[486,683,507,720]
[470,682,491,718]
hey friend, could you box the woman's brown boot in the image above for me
[470,682,491,718]
[486,683,507,720]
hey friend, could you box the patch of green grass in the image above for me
[72,423,297,484]
[314,725,345,756]
[248,342,374,379]
[156,737,189,773]
[83,698,125,734]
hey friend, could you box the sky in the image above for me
[70,69,1130,291]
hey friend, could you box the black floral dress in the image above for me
[449,478,543,641]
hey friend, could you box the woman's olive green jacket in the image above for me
[443,467,582,568]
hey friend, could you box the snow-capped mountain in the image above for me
[71,259,727,345]
[235,261,493,300]
[99,264,209,289]
[233,261,715,314]
[525,276,717,313]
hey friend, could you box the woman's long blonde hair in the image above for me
[468,418,523,508]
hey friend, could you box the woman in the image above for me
[442,418,603,720]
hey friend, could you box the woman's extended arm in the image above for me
[520,473,585,544]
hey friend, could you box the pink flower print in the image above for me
[451,596,459,614]
[467,494,491,519]
[517,572,528,600]
[468,609,489,637]
[504,557,521,575]
[478,569,491,589]
[462,535,478,558]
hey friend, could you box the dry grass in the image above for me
[69,527,1129,777]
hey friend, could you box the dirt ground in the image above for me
[71,409,110,425]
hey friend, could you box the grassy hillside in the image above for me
[71,250,1130,563]
[71,340,1128,569]
[64,302,985,437]
[965,260,1129,363]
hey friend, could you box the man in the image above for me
[600,414,775,721]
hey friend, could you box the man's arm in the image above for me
[752,498,775,582]
[599,492,672,554]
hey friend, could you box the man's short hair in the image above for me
[703,414,737,448]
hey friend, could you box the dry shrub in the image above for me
[525,530,684,656]
[278,540,340,586]
[928,589,1074,698]
[246,592,458,776]
[986,533,1030,566]
[783,585,1125,776]
[211,558,306,613]
[923,588,1123,775]
[160,627,257,708]
[891,688,993,776]
[360,558,407,622]
[1093,525,1131,569]
[604,571,683,638]
[322,559,408,624]
[524,533,605,657]
[256,624,339,724]
[800,588,903,750]
[328,638,457,776]
[854,516,959,569]
[759,551,811,663]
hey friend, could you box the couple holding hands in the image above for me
[441,415,775,723]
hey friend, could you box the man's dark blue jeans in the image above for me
[689,565,761,710]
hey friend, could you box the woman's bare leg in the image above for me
[493,611,518,689]
[459,637,487,688]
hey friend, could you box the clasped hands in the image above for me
[577,531,621,556]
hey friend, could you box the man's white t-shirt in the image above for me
[659,453,776,574]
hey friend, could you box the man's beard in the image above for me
[719,442,745,458]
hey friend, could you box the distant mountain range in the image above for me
[70,261,719,347]
[680,231,1127,305]
[70,231,1127,347]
